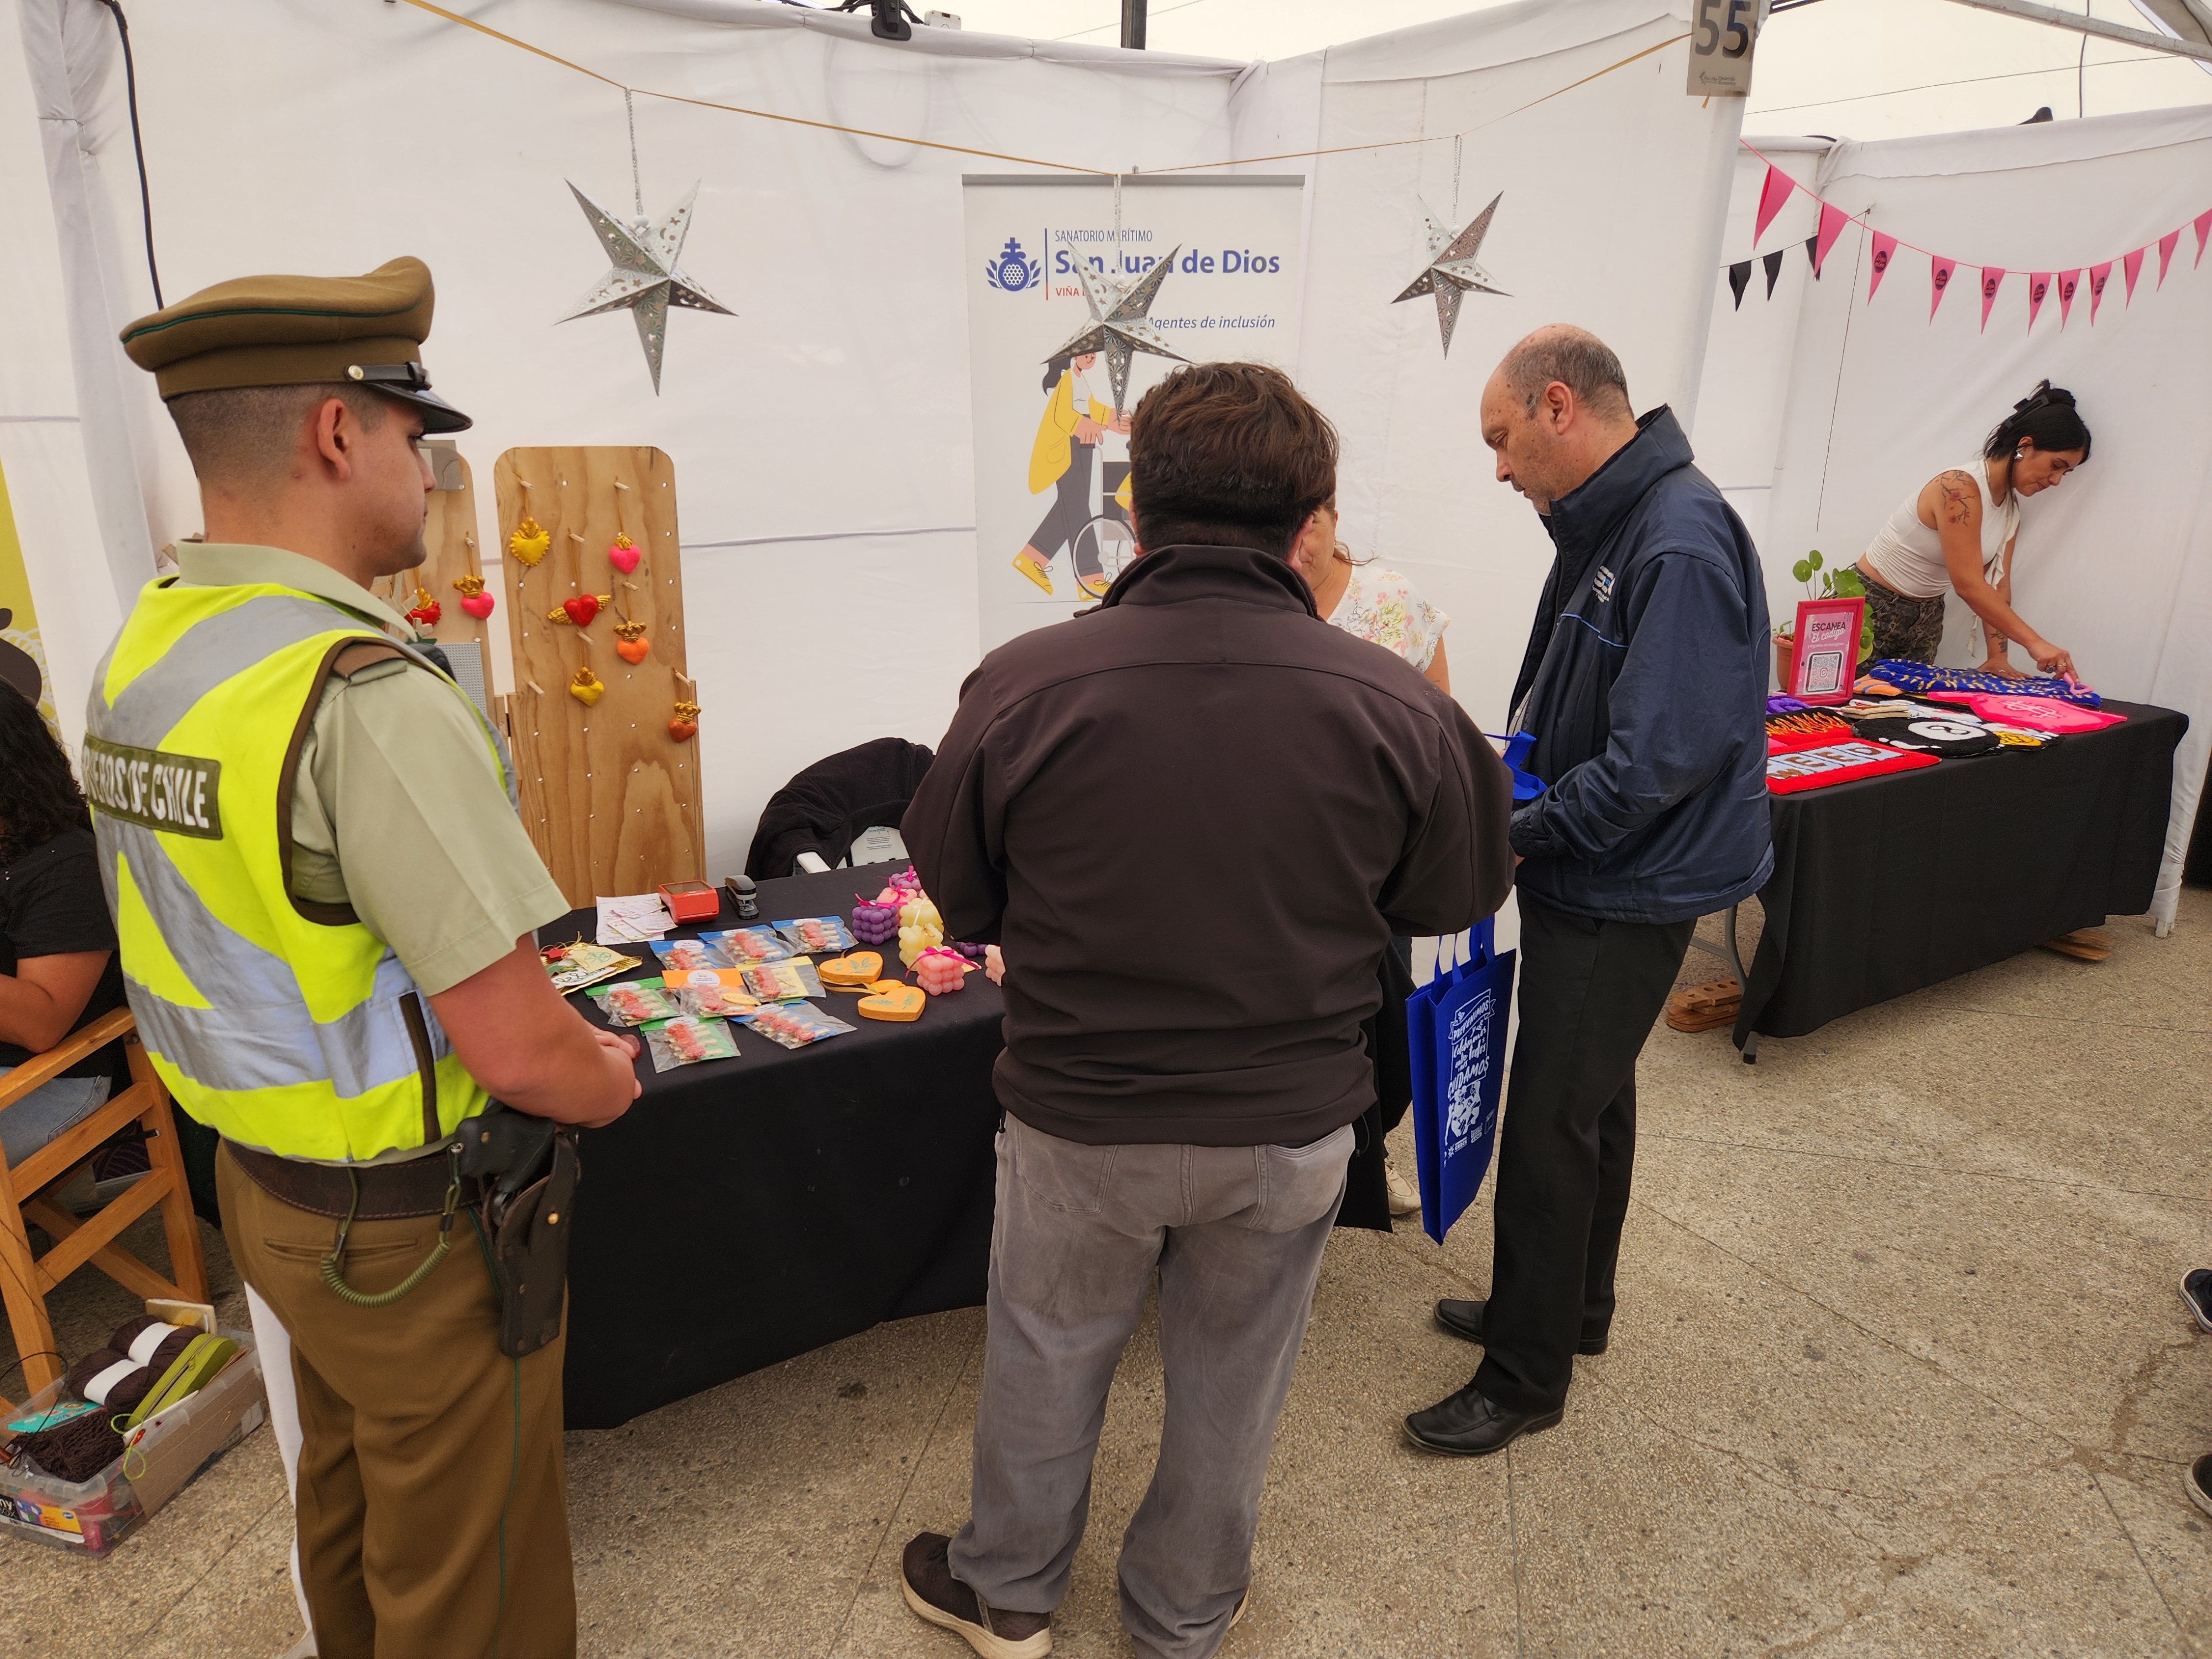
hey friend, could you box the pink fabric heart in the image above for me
[460,592,495,620]
[608,540,642,575]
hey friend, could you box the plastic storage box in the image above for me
[0,1326,265,1555]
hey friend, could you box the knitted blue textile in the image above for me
[1867,659,2101,708]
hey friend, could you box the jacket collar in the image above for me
[1542,405,1694,564]
[1095,542,1319,618]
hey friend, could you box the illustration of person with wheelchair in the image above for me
[1011,349,1137,600]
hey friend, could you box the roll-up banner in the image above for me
[962,175,1307,652]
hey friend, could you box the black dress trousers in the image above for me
[1472,892,1695,1415]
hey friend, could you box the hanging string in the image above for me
[1113,173,1124,255]
[626,88,644,218]
[394,0,1681,181]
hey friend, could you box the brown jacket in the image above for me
[903,544,1516,1147]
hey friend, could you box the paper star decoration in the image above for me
[1392,192,1510,357]
[1046,248,1190,416]
[559,181,732,393]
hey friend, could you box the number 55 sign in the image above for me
[1687,0,1766,96]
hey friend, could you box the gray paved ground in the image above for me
[4,891,2208,1657]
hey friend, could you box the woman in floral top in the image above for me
[1289,499,1451,1218]
[1290,498,1452,692]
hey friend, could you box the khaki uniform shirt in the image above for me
[177,545,568,999]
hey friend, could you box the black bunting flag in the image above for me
[1729,260,1752,309]
[1762,248,1786,299]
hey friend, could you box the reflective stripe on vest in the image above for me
[86,580,502,1162]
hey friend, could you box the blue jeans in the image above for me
[0,1067,111,1167]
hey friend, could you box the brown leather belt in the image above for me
[226,1139,487,1221]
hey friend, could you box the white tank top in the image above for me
[1861,462,2018,600]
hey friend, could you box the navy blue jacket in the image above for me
[1507,406,1773,924]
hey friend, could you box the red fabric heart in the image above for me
[616,637,650,664]
[459,593,495,620]
[667,718,698,742]
[405,599,441,628]
[562,594,600,628]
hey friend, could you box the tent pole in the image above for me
[1121,0,1147,49]
[1936,0,2211,60]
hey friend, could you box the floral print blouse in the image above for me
[1324,562,1448,672]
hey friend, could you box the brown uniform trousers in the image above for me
[217,1143,575,1658]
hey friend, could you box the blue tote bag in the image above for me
[1407,917,1516,1245]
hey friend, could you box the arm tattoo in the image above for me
[1936,470,1979,528]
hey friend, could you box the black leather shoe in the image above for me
[1434,1297,1609,1355]
[1403,1380,1563,1457]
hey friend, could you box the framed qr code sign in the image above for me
[1789,597,1866,706]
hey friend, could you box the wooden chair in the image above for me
[0,1007,210,1411]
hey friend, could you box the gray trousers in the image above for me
[950,1113,1353,1659]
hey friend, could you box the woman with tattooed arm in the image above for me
[1854,382,2090,677]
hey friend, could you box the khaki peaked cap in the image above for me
[119,255,471,432]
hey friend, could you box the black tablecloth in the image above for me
[550,862,1004,1428]
[1734,699,2187,1048]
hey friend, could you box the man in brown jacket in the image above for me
[898,362,1515,1659]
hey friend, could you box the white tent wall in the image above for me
[15,0,1747,879]
[1,1,124,748]
[1234,0,1745,743]
[1760,106,2212,930]
[12,0,1246,875]
[1689,136,1830,555]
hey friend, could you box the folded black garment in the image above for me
[1843,712,2003,757]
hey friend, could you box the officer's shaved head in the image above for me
[167,384,390,487]
[1498,325,1632,421]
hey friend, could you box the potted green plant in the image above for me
[1773,551,1874,688]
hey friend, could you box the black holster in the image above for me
[458,1106,580,1359]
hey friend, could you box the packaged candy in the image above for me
[740,1003,857,1050]
[915,946,968,996]
[851,896,900,946]
[644,1016,740,1071]
[734,959,826,1002]
[589,980,682,1027]
[775,916,857,954]
[702,926,795,964]
[659,968,761,1019]
[650,938,722,975]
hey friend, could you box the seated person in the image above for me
[0,682,127,1167]
[1854,381,2089,678]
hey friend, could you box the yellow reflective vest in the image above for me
[85,576,499,1162]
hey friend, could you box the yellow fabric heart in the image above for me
[568,666,606,707]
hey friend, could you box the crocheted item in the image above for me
[1866,659,2100,708]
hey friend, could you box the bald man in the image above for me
[1405,326,1771,1457]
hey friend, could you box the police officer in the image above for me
[88,258,639,1658]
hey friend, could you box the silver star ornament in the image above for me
[1392,192,1509,357]
[1046,248,1189,416]
[559,181,733,393]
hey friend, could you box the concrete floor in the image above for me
[4,891,2209,1657]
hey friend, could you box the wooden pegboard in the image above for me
[373,446,494,661]
[492,446,703,907]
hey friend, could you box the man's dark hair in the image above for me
[166,382,390,483]
[0,680,90,864]
[1501,326,1632,420]
[1128,362,1337,556]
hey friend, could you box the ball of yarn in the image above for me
[65,1347,156,1415]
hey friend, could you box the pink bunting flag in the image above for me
[2122,247,2145,303]
[2088,262,2111,323]
[1754,166,1795,247]
[1978,267,2005,332]
[2197,210,2212,268]
[2026,272,2052,331]
[2157,231,2180,288]
[1929,255,1958,319]
[1812,202,1849,277]
[2057,269,2080,327]
[1868,232,1898,301]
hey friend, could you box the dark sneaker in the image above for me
[2189,1454,2212,1521]
[2182,1270,2212,1334]
[901,1532,1051,1658]
[1434,1297,1609,1355]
